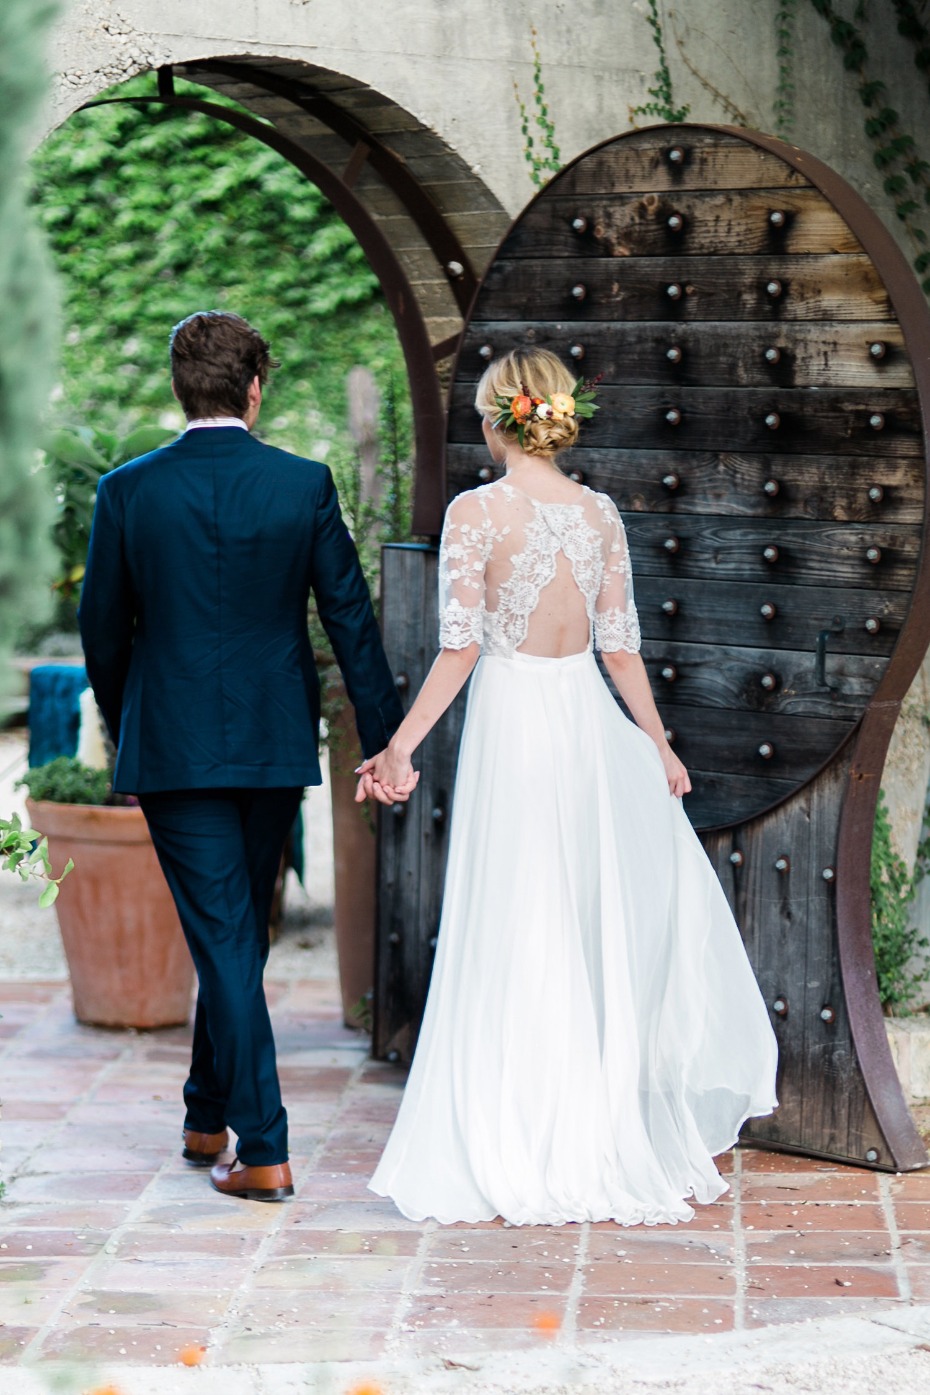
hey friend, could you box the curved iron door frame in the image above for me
[80,84,448,535]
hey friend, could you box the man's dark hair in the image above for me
[169,311,275,419]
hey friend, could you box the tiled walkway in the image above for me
[1,978,929,1378]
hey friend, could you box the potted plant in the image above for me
[18,757,194,1029]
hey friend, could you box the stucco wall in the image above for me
[46,1,928,248]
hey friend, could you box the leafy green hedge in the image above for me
[30,75,410,459]
[871,790,930,1013]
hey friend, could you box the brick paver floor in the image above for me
[1,977,929,1375]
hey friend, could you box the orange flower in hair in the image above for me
[492,375,599,447]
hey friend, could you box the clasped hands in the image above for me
[354,745,420,806]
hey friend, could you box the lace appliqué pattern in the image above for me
[593,492,641,654]
[490,505,560,656]
[594,606,641,653]
[439,597,486,650]
[438,505,506,651]
[437,481,640,657]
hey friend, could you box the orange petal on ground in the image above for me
[346,1384,385,1395]
[83,1386,125,1395]
[178,1344,207,1366]
[533,1310,562,1336]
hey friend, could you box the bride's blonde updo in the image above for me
[475,347,580,457]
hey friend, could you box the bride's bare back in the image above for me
[439,479,641,659]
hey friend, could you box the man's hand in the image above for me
[354,748,420,806]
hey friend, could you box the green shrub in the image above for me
[870,789,930,1014]
[18,757,111,806]
[44,422,174,598]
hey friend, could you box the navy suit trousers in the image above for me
[140,787,303,1166]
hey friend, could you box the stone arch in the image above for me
[52,53,511,534]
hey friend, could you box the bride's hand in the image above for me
[354,748,420,805]
[660,744,691,799]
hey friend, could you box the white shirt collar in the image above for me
[184,416,249,432]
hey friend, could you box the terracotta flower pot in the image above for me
[26,798,195,1029]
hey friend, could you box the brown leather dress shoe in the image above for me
[210,1158,293,1202]
[182,1128,230,1166]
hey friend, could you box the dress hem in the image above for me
[368,1098,780,1228]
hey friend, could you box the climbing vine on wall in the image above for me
[629,0,690,125]
[805,0,930,292]
[667,11,750,127]
[773,0,797,135]
[892,0,930,87]
[513,26,561,187]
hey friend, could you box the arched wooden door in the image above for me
[377,124,930,1172]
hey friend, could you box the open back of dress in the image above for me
[438,480,641,659]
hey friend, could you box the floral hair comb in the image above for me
[492,375,601,448]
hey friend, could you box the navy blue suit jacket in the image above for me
[78,426,404,793]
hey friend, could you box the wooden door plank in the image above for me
[633,575,906,656]
[727,784,814,1149]
[447,445,924,524]
[376,547,431,1059]
[457,321,914,389]
[376,545,470,1065]
[647,704,853,782]
[503,187,862,259]
[560,136,811,194]
[684,769,800,828]
[477,255,892,322]
[798,761,855,1159]
[643,639,887,719]
[449,384,922,456]
[622,515,921,591]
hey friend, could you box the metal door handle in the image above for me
[815,616,845,690]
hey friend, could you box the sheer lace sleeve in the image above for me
[594,497,641,654]
[438,492,489,650]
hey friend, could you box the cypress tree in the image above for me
[0,1,59,691]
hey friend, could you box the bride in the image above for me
[356,347,778,1227]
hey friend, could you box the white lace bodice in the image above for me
[438,480,641,658]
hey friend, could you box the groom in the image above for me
[79,310,405,1201]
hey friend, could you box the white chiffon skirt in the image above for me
[369,649,778,1226]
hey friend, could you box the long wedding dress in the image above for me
[369,480,778,1226]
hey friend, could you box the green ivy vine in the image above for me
[773,0,797,135]
[892,0,930,86]
[806,0,930,293]
[513,26,561,187]
[630,0,690,125]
